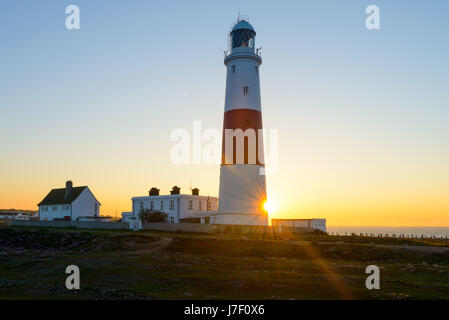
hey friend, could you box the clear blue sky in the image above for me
[1,1,448,225]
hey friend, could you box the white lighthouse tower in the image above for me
[215,18,268,226]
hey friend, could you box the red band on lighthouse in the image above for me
[221,108,264,166]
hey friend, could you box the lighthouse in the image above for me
[215,18,268,226]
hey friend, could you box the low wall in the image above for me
[11,220,317,234]
[142,222,217,233]
[12,220,76,228]
[142,222,315,235]
[11,220,129,230]
[74,221,129,230]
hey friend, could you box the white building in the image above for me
[271,219,327,233]
[131,186,218,223]
[121,212,133,223]
[0,210,38,220]
[216,18,268,226]
[38,180,101,221]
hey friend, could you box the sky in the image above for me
[1,0,448,226]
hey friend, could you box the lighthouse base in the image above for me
[211,213,268,226]
[218,165,267,214]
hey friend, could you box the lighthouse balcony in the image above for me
[224,47,262,66]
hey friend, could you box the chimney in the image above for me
[191,188,199,196]
[65,180,73,199]
[170,186,181,195]
[149,187,160,196]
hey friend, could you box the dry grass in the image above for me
[1,226,449,300]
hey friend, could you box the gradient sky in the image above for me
[1,1,448,226]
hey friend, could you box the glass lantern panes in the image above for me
[231,29,255,49]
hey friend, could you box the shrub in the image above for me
[139,209,168,223]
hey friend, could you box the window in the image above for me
[170,200,175,210]
[231,28,255,49]
[198,201,202,211]
[150,201,154,210]
[140,202,144,210]
[52,206,57,211]
[188,200,193,210]
[243,86,248,95]
[207,201,212,211]
[170,217,174,223]
[160,200,164,210]
[255,66,259,74]
[232,65,235,73]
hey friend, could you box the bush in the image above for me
[139,209,168,223]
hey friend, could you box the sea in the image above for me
[326,226,449,238]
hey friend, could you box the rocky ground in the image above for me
[1,226,449,299]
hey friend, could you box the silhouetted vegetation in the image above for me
[139,209,168,223]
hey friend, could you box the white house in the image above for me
[131,186,218,224]
[121,212,133,223]
[38,180,101,221]
[271,218,327,233]
[0,210,38,220]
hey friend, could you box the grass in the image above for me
[0,226,449,300]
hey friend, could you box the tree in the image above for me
[139,209,168,223]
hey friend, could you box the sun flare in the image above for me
[263,199,276,213]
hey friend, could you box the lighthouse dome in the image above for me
[230,19,256,49]
[231,20,255,33]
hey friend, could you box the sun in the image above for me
[263,199,276,213]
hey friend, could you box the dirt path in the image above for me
[131,236,173,255]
